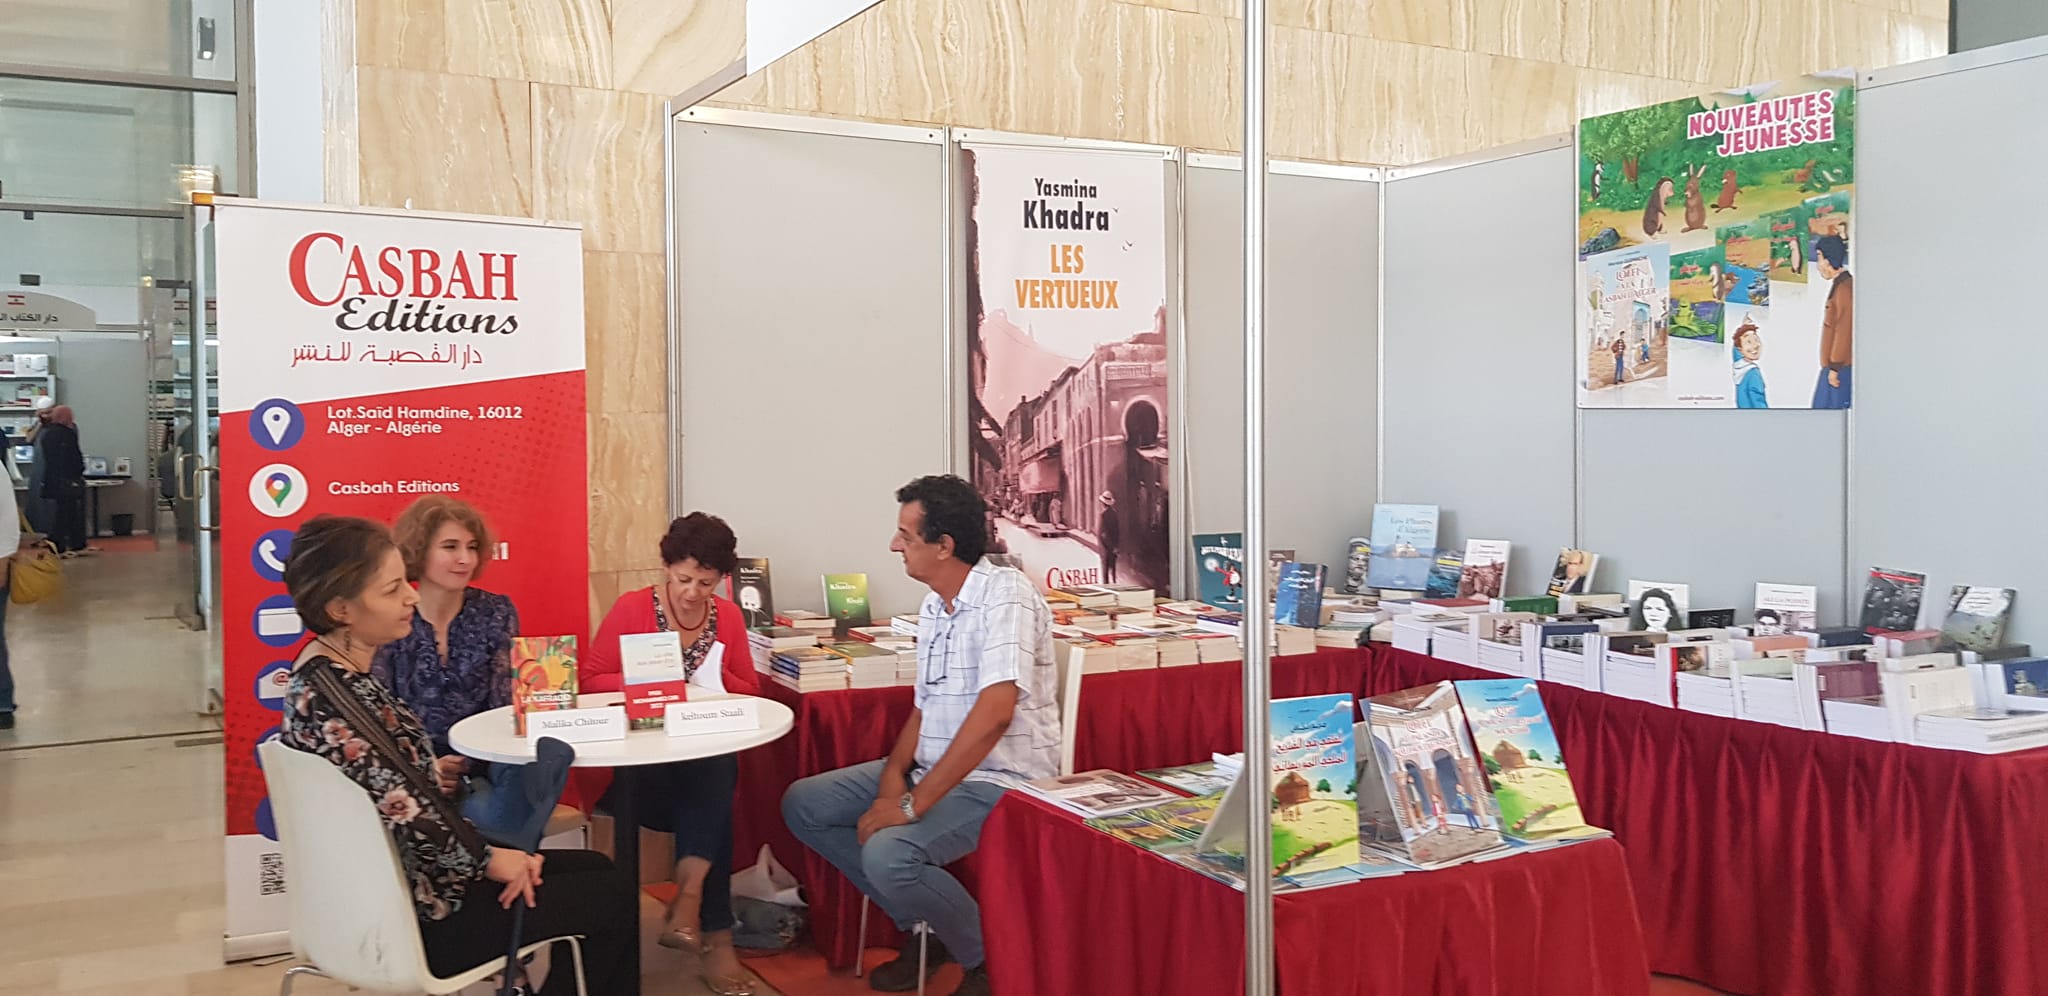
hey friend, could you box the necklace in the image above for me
[663,586,711,631]
[315,634,372,673]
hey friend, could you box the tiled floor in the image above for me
[0,542,1730,995]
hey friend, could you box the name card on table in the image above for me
[524,705,628,743]
[665,699,762,737]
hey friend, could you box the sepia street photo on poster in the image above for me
[963,144,1171,592]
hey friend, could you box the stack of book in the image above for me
[776,609,838,637]
[1023,770,1182,818]
[769,645,848,692]
[748,626,819,674]
[1914,707,2048,753]
[829,642,903,689]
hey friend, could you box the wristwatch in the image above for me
[898,792,921,822]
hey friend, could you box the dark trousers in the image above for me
[0,578,12,714]
[416,849,638,996]
[607,754,739,931]
[51,495,86,553]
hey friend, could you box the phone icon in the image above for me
[252,529,294,582]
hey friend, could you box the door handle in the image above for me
[176,452,195,501]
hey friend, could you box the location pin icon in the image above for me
[262,406,292,445]
[266,473,292,507]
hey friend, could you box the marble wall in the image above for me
[345,0,1946,614]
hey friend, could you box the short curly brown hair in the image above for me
[392,496,494,583]
[659,512,738,574]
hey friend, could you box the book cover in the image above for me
[1086,795,1227,851]
[1266,550,1295,602]
[1942,586,2016,653]
[1860,568,1927,633]
[821,573,872,635]
[511,635,578,735]
[1997,659,2048,712]
[1367,504,1439,592]
[1502,595,1560,615]
[620,631,689,729]
[1424,550,1465,599]
[1025,770,1181,818]
[1452,678,1603,843]
[1193,532,1246,608]
[1753,582,1819,635]
[1266,694,1362,877]
[1137,760,1238,797]
[1668,246,1727,342]
[1687,608,1736,630]
[1627,580,1691,634]
[1084,811,1194,851]
[1358,682,1504,866]
[1342,537,1372,594]
[729,558,775,630]
[1274,562,1327,629]
[1548,549,1600,596]
[1458,540,1511,600]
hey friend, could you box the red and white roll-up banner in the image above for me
[214,199,587,956]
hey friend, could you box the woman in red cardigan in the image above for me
[580,512,761,996]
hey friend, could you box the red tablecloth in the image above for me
[979,793,1651,995]
[733,648,1369,967]
[1369,645,2048,996]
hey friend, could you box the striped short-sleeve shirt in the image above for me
[913,559,1062,786]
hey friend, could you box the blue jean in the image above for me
[1811,364,1852,409]
[461,761,541,843]
[606,754,740,932]
[781,759,1007,969]
[0,578,13,715]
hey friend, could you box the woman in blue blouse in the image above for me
[373,496,563,836]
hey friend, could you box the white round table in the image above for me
[449,691,793,969]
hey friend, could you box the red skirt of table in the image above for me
[979,793,1651,995]
[732,647,1369,967]
[1368,644,2048,996]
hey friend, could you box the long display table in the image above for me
[733,647,1371,967]
[1369,644,2048,996]
[979,792,1652,995]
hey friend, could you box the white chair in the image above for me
[854,654,1085,992]
[259,741,588,995]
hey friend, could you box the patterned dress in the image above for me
[284,657,491,921]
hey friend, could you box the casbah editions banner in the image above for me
[1576,72,1855,410]
[962,145,1169,593]
[214,200,587,953]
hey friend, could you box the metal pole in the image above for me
[1241,0,1274,992]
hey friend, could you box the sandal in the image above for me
[657,888,704,951]
[699,936,758,996]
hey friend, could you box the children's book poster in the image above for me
[1578,72,1855,410]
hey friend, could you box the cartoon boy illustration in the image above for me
[1732,318,1767,409]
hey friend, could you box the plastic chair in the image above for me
[259,740,588,995]
[854,655,1085,992]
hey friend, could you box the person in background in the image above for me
[21,397,54,536]
[1096,490,1120,583]
[0,472,18,730]
[783,475,1062,996]
[279,515,639,995]
[373,496,578,839]
[581,512,763,996]
[35,404,88,557]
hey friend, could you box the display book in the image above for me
[727,557,776,631]
[511,635,578,735]
[1078,687,1608,892]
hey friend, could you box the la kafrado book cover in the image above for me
[511,635,578,735]
[619,631,689,729]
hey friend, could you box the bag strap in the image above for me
[304,656,486,856]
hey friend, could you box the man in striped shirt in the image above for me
[784,475,1061,996]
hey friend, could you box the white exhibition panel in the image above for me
[672,114,945,621]
[1852,41,2048,648]
[1182,160,1380,583]
[1379,146,1577,599]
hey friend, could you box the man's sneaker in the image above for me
[868,932,952,993]
[950,965,991,996]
